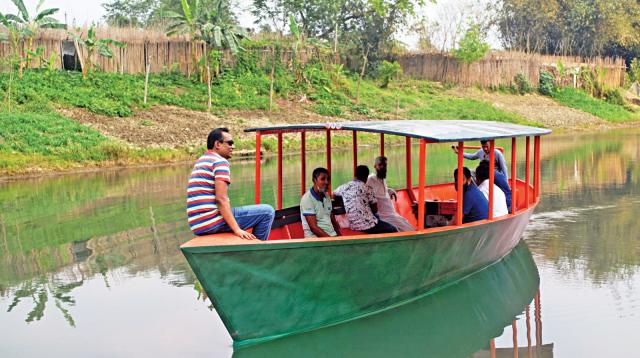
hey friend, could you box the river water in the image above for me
[1,129,639,357]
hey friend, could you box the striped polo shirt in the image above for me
[186,151,231,234]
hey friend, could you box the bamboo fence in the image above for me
[0,27,327,75]
[398,51,626,89]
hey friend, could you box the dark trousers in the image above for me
[363,219,398,234]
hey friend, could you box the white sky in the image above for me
[1,0,502,50]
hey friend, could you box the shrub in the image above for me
[452,24,490,64]
[604,88,625,106]
[514,73,533,95]
[539,70,556,96]
[375,61,403,88]
[313,103,342,117]
[629,58,640,84]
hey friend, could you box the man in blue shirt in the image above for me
[453,167,489,223]
[452,140,508,177]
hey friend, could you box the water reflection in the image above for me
[1,128,640,356]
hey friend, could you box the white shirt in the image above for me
[478,180,509,218]
[366,175,416,232]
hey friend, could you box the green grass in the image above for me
[551,88,640,122]
[0,110,185,173]
[406,97,535,125]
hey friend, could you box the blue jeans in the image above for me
[206,204,275,241]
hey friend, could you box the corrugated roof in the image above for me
[244,120,551,142]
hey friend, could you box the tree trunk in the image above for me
[355,48,369,104]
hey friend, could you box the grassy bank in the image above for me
[5,62,638,176]
[551,88,640,122]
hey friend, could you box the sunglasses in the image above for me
[220,140,234,146]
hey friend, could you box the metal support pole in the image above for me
[326,129,332,194]
[405,137,412,190]
[511,137,517,214]
[353,130,358,175]
[277,133,283,210]
[301,131,306,196]
[512,320,519,358]
[525,137,531,208]
[254,131,261,204]
[418,139,426,230]
[456,141,464,226]
[533,136,540,200]
[380,133,385,157]
[489,140,495,220]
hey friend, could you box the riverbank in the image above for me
[1,69,639,177]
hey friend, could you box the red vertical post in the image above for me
[277,132,283,210]
[512,320,519,358]
[525,137,530,208]
[301,131,306,196]
[490,339,496,358]
[418,139,426,230]
[352,130,358,175]
[380,133,385,157]
[254,131,261,204]
[326,129,332,194]
[511,137,517,215]
[405,137,412,190]
[535,289,542,347]
[533,136,540,201]
[488,140,495,220]
[456,141,464,226]
[526,305,532,352]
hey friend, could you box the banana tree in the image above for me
[2,0,66,78]
[70,24,126,79]
[164,0,204,78]
[165,0,245,78]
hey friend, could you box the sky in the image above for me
[0,0,502,50]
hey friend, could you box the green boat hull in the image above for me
[181,207,535,347]
[234,241,540,357]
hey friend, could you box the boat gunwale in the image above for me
[181,198,539,254]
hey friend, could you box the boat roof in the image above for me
[245,120,551,142]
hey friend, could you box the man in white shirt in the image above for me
[366,156,415,232]
[474,163,509,218]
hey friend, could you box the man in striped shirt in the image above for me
[187,128,275,240]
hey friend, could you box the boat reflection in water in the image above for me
[234,241,548,358]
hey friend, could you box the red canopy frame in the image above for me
[253,128,543,230]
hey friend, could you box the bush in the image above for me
[539,70,556,96]
[313,103,342,117]
[629,58,640,84]
[452,24,490,64]
[604,88,625,106]
[375,61,403,88]
[514,73,533,95]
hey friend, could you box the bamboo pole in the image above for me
[144,62,150,104]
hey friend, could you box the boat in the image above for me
[180,120,551,347]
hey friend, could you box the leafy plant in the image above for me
[539,70,556,96]
[453,24,490,64]
[69,24,126,79]
[0,0,66,78]
[629,58,640,84]
[514,73,533,95]
[604,88,624,106]
[375,60,402,88]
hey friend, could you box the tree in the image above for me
[452,24,490,64]
[494,0,640,58]
[165,0,244,78]
[0,0,66,78]
[102,0,159,27]
[69,24,126,79]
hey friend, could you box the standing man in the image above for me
[452,140,508,176]
[366,156,415,232]
[334,165,398,234]
[187,128,275,240]
[300,167,342,238]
